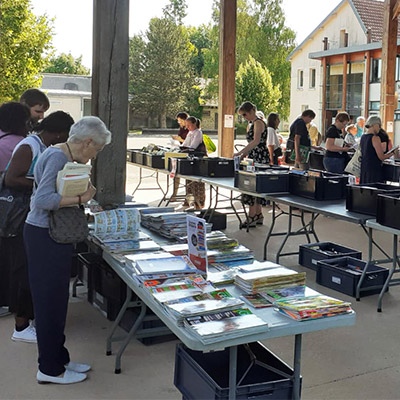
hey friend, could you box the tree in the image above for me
[129,18,195,128]
[162,0,187,25]
[236,55,281,117]
[202,0,295,119]
[43,53,90,75]
[0,0,53,103]
[186,25,213,76]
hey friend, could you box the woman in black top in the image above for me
[323,112,351,173]
[234,101,268,227]
[377,128,391,153]
[360,116,394,184]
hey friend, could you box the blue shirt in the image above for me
[26,147,68,228]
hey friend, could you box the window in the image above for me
[64,82,79,91]
[202,110,211,117]
[301,105,309,112]
[370,58,381,83]
[298,70,304,89]
[369,101,380,111]
[309,68,316,88]
[339,29,346,47]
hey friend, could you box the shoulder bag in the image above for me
[344,147,362,177]
[49,206,89,244]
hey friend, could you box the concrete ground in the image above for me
[1,135,400,399]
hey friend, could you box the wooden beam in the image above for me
[364,51,371,119]
[91,0,129,207]
[380,0,397,141]
[342,54,348,111]
[393,0,400,17]
[218,0,237,158]
[321,57,327,135]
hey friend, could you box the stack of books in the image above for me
[274,295,352,321]
[133,256,198,276]
[183,308,269,344]
[207,245,254,264]
[234,267,306,294]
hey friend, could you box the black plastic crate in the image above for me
[168,157,199,176]
[309,150,325,171]
[299,242,362,271]
[377,193,400,230]
[382,162,400,182]
[346,183,400,216]
[126,149,144,164]
[174,342,299,400]
[197,210,227,230]
[197,158,234,177]
[316,256,389,297]
[126,149,135,163]
[289,170,347,200]
[145,153,165,169]
[237,170,289,194]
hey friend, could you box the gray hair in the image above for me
[356,116,365,122]
[68,116,112,145]
[365,115,381,128]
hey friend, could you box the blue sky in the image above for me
[30,0,342,69]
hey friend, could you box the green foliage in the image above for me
[129,18,196,127]
[236,55,281,117]
[202,0,295,119]
[163,0,187,25]
[43,53,90,75]
[0,0,53,103]
[187,25,213,76]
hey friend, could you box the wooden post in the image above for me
[342,54,348,111]
[321,57,327,135]
[91,0,129,207]
[218,0,237,157]
[364,51,371,119]
[380,0,397,142]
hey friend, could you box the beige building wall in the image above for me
[46,95,88,122]
[201,106,218,130]
[289,1,366,130]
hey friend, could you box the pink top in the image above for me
[0,130,25,172]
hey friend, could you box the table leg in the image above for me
[293,334,302,400]
[276,206,293,264]
[300,211,311,243]
[230,190,243,227]
[114,302,147,374]
[106,286,133,356]
[356,227,373,301]
[132,166,143,195]
[263,201,277,260]
[229,346,238,400]
[158,174,170,206]
[377,234,398,312]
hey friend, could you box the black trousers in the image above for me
[24,223,72,376]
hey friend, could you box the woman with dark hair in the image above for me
[0,102,30,171]
[266,112,282,166]
[233,101,269,227]
[181,116,207,210]
[323,112,352,173]
[0,111,74,344]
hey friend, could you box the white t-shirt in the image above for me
[266,127,280,150]
[10,134,46,177]
[182,129,203,150]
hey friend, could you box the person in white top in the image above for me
[181,116,206,210]
[266,112,282,166]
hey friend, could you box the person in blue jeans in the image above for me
[323,112,352,174]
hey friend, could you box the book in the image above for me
[93,208,140,235]
[241,293,273,309]
[164,289,232,305]
[134,256,197,275]
[262,285,320,303]
[56,162,92,197]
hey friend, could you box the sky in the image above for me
[30,0,342,69]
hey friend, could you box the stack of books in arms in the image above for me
[235,268,306,294]
[274,295,352,321]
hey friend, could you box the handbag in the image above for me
[49,206,89,244]
[289,144,311,164]
[344,147,362,177]
[0,172,31,238]
[274,146,283,158]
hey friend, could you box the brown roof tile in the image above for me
[351,0,400,42]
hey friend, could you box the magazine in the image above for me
[262,286,320,303]
[94,208,140,235]
[56,162,92,197]
[134,256,197,275]
[241,293,273,309]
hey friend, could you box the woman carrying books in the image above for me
[1,112,74,345]
[23,117,111,385]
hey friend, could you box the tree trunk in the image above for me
[160,112,167,129]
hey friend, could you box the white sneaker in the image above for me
[37,369,87,385]
[11,324,37,343]
[65,362,91,373]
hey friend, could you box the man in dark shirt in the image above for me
[288,109,316,170]
[20,89,50,132]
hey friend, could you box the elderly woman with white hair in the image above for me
[24,116,111,385]
[359,115,393,184]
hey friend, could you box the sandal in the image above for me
[241,216,257,229]
[255,213,264,225]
